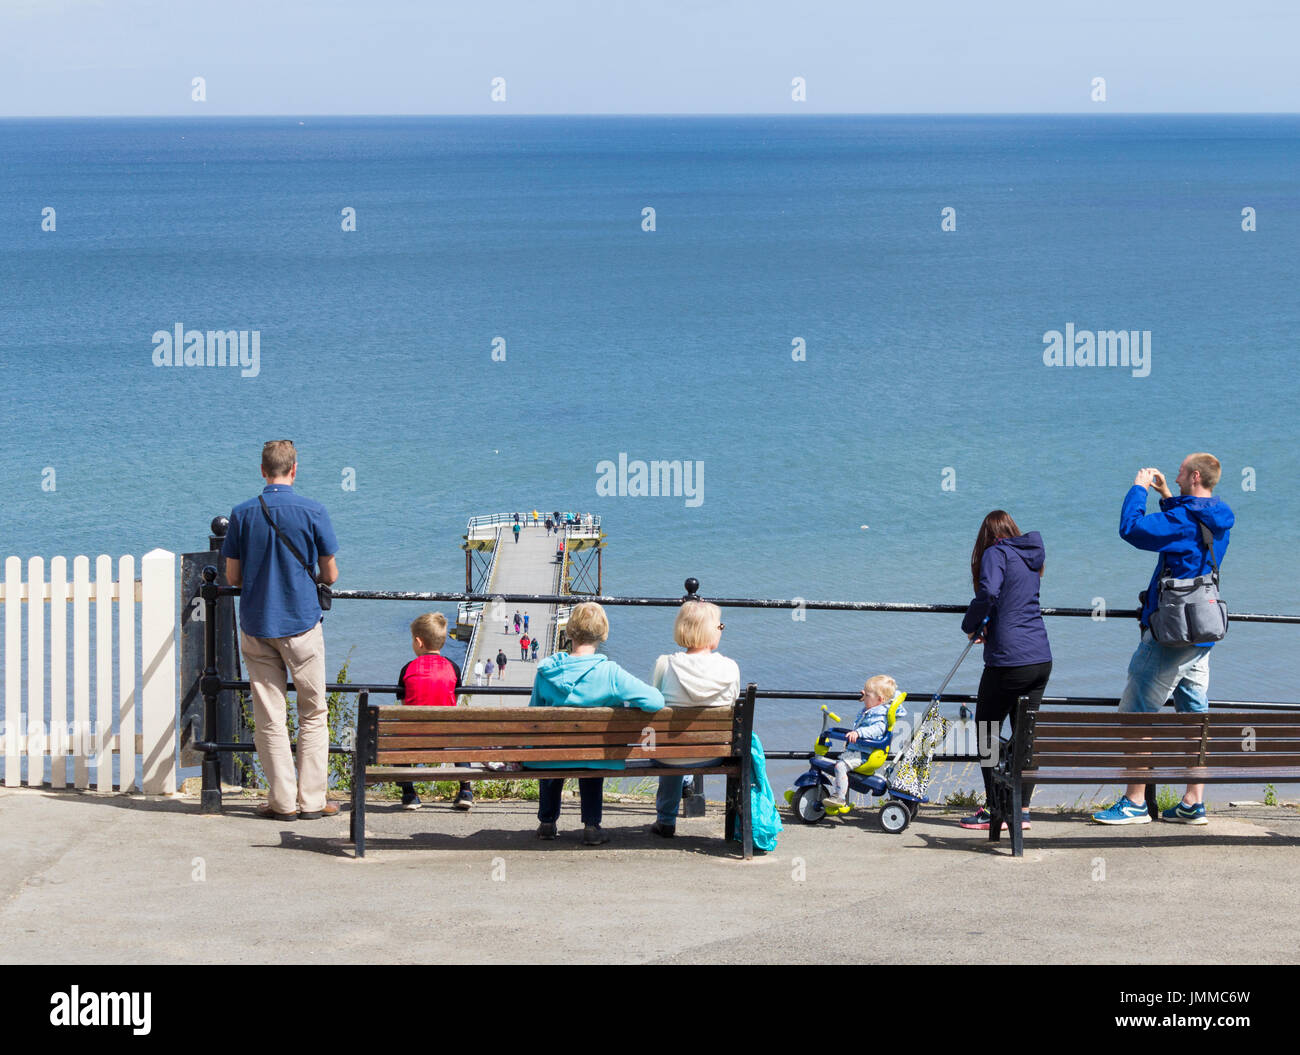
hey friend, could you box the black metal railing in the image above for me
[195,565,1300,811]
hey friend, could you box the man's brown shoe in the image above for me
[298,803,341,820]
[256,804,297,821]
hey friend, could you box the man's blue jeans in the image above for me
[1119,630,1211,713]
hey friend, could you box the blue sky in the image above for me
[1,0,1296,115]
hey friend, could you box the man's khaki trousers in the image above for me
[240,622,328,814]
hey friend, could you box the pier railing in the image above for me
[467,511,601,533]
[193,563,1300,810]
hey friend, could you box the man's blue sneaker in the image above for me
[1161,800,1208,825]
[1092,796,1152,824]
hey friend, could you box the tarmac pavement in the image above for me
[2,787,1298,964]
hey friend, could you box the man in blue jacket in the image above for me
[1093,453,1234,826]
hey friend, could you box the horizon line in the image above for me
[3,110,1300,120]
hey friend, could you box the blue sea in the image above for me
[2,115,1298,793]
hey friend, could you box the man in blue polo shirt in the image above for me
[222,440,339,821]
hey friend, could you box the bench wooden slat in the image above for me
[365,765,742,781]
[1034,712,1299,727]
[1032,753,1207,767]
[376,745,735,763]
[376,719,734,736]
[1033,753,1300,767]
[375,732,734,748]
[1035,725,1211,739]
[1034,712,1209,724]
[374,705,731,723]
[1036,727,1300,744]
[1021,767,1300,782]
[1035,739,1214,753]
[1204,714,1300,726]
[1038,738,1300,753]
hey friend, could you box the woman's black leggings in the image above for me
[975,661,1052,806]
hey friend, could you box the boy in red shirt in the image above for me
[396,613,473,811]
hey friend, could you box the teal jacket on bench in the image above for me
[523,652,665,771]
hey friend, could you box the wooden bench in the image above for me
[349,684,757,858]
[989,696,1300,855]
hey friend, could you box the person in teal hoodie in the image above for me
[526,601,664,845]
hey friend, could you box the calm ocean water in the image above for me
[2,115,1298,792]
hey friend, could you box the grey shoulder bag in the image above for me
[1148,519,1226,646]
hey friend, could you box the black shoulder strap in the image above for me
[258,496,319,584]
[1197,520,1221,580]
[1158,517,1221,584]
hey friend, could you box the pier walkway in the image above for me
[467,523,559,706]
[461,515,603,706]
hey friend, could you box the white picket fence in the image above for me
[0,549,177,794]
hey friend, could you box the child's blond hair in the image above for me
[410,612,448,651]
[566,602,609,645]
[864,674,898,702]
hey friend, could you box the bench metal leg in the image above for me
[1009,780,1024,858]
[988,778,1004,844]
[351,764,366,858]
[1145,782,1159,821]
[352,693,368,858]
[740,757,754,860]
[353,792,365,858]
[724,774,738,840]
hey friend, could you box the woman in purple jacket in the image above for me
[958,511,1053,831]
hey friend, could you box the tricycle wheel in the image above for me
[879,801,911,833]
[792,785,827,824]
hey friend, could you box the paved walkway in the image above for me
[3,787,1298,964]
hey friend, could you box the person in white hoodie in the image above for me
[649,601,741,838]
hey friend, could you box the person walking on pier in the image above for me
[531,637,540,660]
[957,511,1052,832]
[525,602,664,845]
[523,613,530,633]
[496,649,507,677]
[1093,455,1234,826]
[514,611,522,633]
[222,440,339,821]
[513,521,521,544]
[545,517,553,536]
[520,634,531,661]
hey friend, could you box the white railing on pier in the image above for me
[467,511,601,538]
[0,550,177,794]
